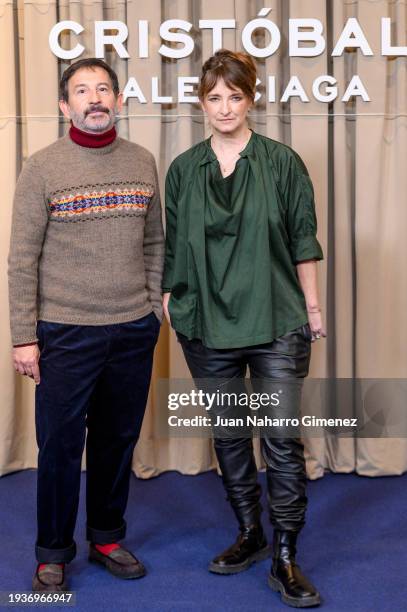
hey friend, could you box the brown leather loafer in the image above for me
[88,544,146,579]
[32,564,68,592]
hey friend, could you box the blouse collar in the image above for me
[200,129,255,166]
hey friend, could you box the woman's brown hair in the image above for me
[198,49,257,101]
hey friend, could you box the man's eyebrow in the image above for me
[73,82,111,89]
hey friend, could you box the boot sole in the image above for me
[208,545,271,575]
[268,574,321,608]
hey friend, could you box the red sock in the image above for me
[95,543,121,555]
[38,563,64,571]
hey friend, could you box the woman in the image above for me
[162,49,325,609]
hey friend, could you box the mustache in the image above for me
[85,105,111,117]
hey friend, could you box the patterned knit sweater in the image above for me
[8,135,164,345]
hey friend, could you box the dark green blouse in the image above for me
[163,130,323,349]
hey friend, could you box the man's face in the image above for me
[59,67,123,133]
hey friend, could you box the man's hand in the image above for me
[12,344,40,384]
[163,292,172,327]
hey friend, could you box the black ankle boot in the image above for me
[209,524,270,574]
[268,530,321,608]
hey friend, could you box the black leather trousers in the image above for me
[177,325,312,533]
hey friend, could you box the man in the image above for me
[8,58,164,592]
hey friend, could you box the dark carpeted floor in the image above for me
[0,469,406,611]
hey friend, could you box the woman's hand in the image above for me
[163,292,172,327]
[307,310,326,342]
[296,260,326,342]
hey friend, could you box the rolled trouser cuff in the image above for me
[35,541,76,564]
[86,520,126,544]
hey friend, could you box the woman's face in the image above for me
[201,78,252,135]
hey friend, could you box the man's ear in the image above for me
[116,93,124,114]
[59,99,71,120]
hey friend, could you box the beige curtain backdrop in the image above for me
[1,0,406,479]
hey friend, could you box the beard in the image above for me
[70,105,117,133]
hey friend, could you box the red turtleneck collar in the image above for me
[69,123,117,148]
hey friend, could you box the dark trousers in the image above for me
[35,312,160,563]
[177,325,311,533]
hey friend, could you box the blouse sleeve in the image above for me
[282,152,324,264]
[162,159,180,292]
